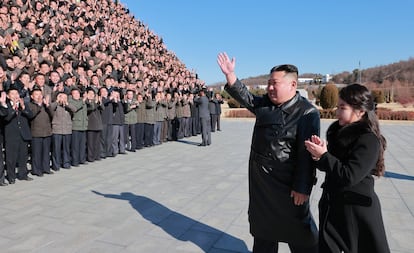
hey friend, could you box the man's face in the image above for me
[31,90,43,104]
[71,90,80,100]
[267,71,296,105]
[7,90,20,103]
[126,91,134,100]
[40,64,50,74]
[35,75,46,86]
[99,88,108,98]
[19,74,30,84]
[50,72,60,84]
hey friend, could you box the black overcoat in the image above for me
[317,120,390,253]
[226,80,320,247]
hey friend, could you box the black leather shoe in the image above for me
[44,171,54,175]
[8,179,15,184]
[0,182,8,186]
[19,176,33,181]
[198,143,206,146]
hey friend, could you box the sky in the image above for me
[120,0,414,85]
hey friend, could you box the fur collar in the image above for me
[326,120,372,158]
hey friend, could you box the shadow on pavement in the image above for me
[92,191,250,253]
[176,139,201,146]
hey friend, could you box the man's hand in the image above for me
[290,190,309,206]
[217,52,237,85]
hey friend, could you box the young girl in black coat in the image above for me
[305,84,390,253]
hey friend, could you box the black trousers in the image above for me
[135,123,145,149]
[253,237,318,253]
[124,124,136,150]
[0,141,5,183]
[210,114,218,132]
[71,130,86,166]
[31,136,51,175]
[5,138,29,180]
[176,117,184,139]
[87,130,101,162]
[144,123,154,147]
[52,134,71,170]
[100,124,113,158]
[166,119,176,141]
[200,117,211,145]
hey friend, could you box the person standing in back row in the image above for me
[217,52,319,253]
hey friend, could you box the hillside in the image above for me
[213,58,414,103]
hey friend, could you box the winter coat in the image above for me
[225,79,320,247]
[69,97,88,131]
[50,102,76,135]
[123,100,138,125]
[86,100,103,131]
[317,120,390,253]
[28,102,52,137]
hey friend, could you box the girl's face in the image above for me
[336,98,364,126]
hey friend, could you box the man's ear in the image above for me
[291,80,297,89]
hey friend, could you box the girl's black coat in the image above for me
[317,120,390,253]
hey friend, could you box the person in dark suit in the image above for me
[305,84,390,253]
[98,87,114,159]
[0,90,8,186]
[194,89,211,146]
[1,85,34,183]
[217,52,319,253]
[208,89,219,132]
[86,87,103,162]
[215,93,224,131]
[111,89,126,155]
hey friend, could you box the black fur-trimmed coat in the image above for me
[317,120,390,253]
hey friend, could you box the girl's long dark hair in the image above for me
[339,84,386,176]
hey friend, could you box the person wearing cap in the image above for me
[28,86,53,176]
[1,85,34,183]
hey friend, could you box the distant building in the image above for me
[322,74,332,83]
[298,78,313,84]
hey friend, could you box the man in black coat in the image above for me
[1,86,34,183]
[0,91,7,186]
[217,53,319,253]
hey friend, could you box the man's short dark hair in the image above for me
[270,64,298,77]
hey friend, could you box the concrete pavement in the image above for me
[0,118,413,253]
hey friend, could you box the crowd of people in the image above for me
[0,0,224,186]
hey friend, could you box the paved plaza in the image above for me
[0,118,413,253]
